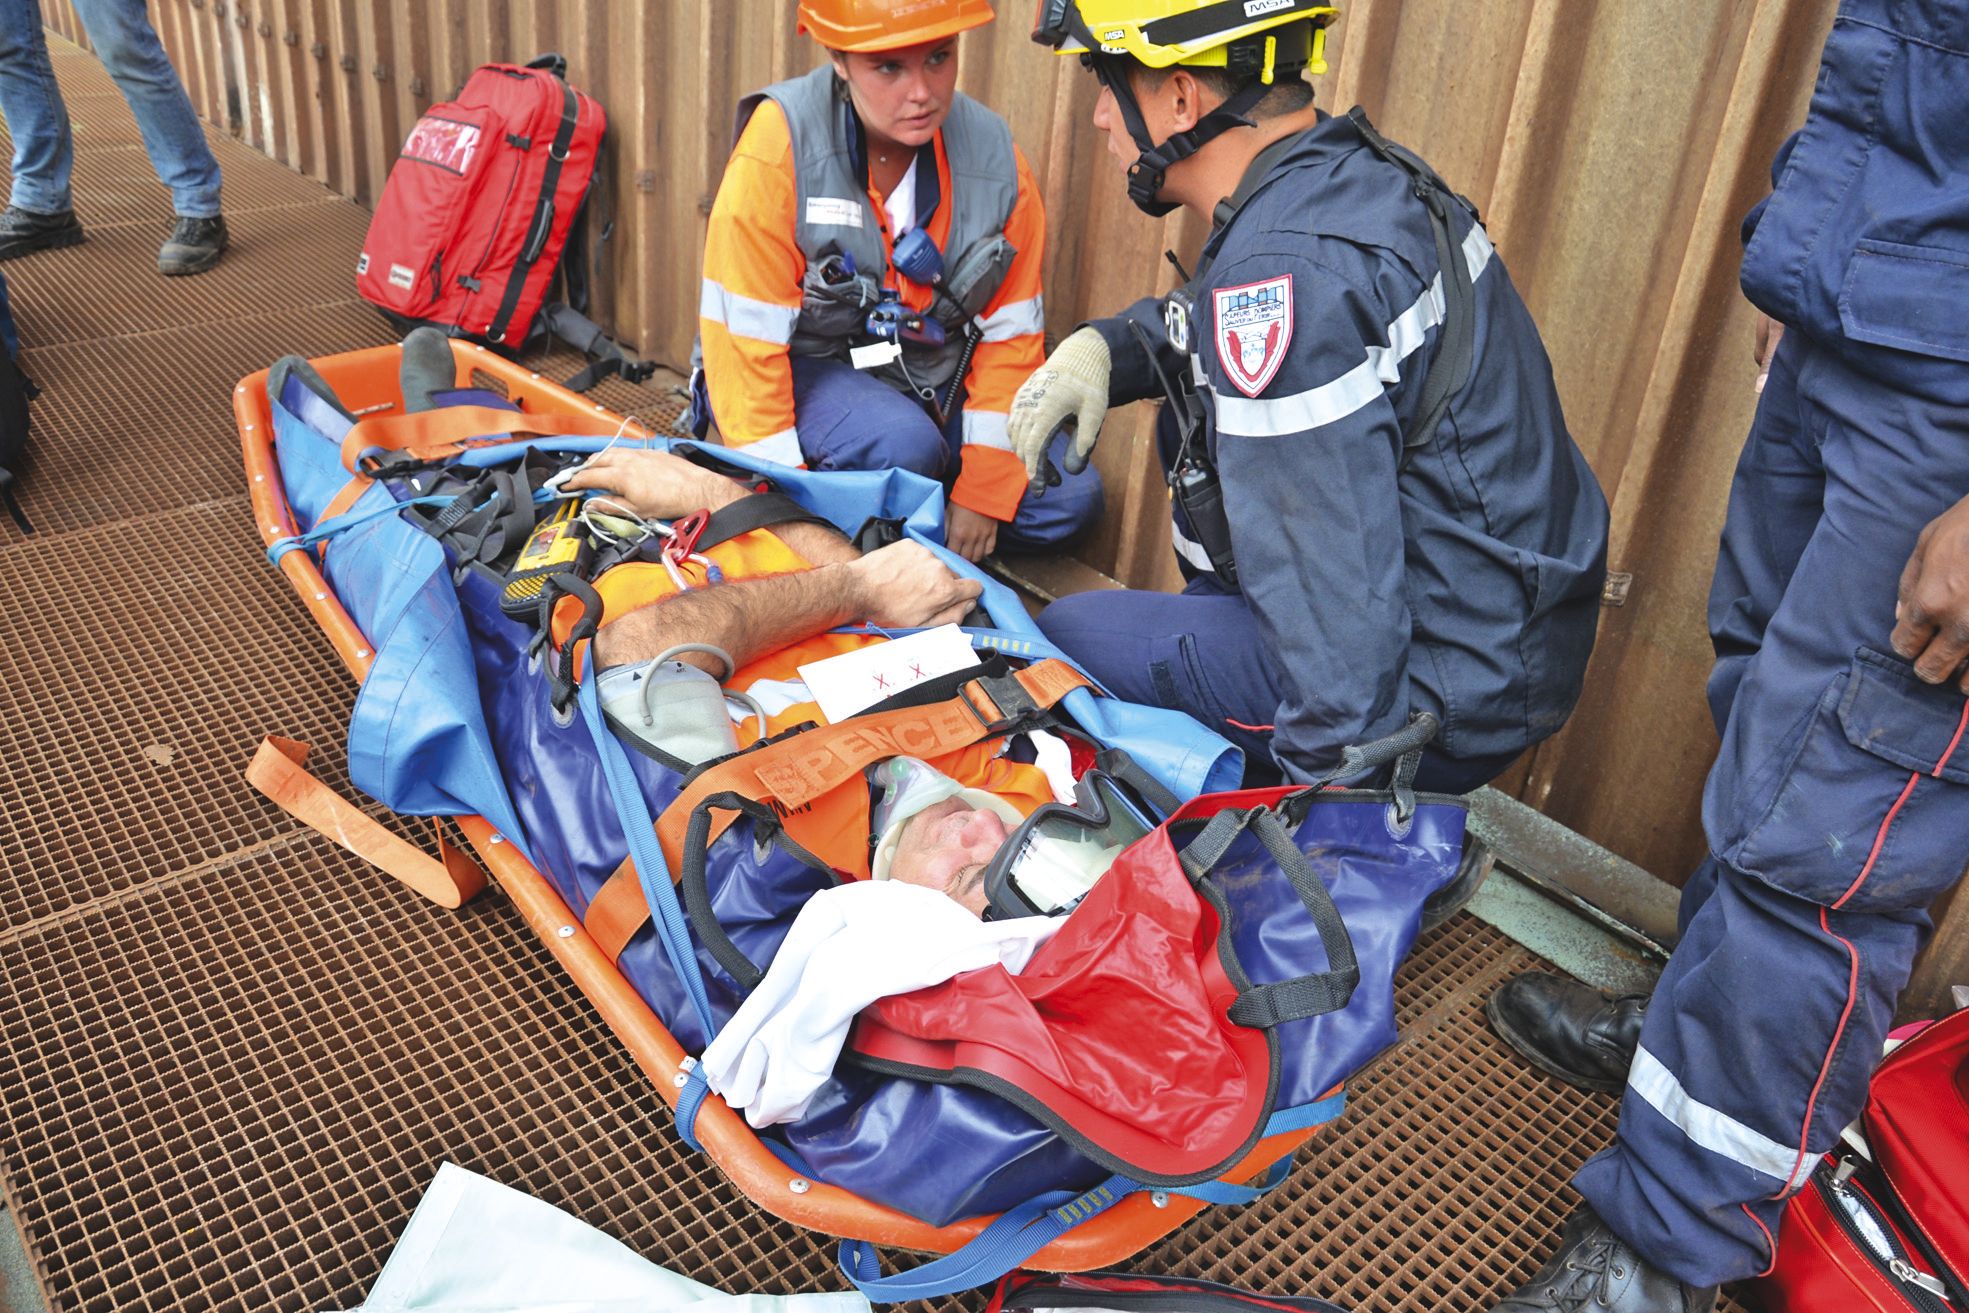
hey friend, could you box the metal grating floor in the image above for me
[0,34,1750,1313]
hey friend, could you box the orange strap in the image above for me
[245,736,488,909]
[581,659,1091,962]
[338,406,633,473]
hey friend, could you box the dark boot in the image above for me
[0,206,86,261]
[399,327,459,412]
[1492,1207,1716,1312]
[1419,834,1494,934]
[158,215,228,276]
[1486,970,1646,1094]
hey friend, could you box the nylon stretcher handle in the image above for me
[337,405,637,473]
[246,736,487,909]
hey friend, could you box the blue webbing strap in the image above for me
[265,493,452,565]
[575,673,718,1038]
[1161,1155,1294,1206]
[673,1057,711,1152]
[838,1174,1133,1303]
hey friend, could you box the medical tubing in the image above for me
[639,644,737,724]
[575,673,718,1037]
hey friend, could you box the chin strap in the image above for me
[1091,55,1274,217]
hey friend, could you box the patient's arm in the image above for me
[561,447,859,566]
[592,541,982,674]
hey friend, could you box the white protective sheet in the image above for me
[330,1162,873,1313]
[700,880,1061,1128]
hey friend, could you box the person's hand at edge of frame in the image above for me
[1893,491,1969,692]
[945,504,1001,562]
[850,541,983,630]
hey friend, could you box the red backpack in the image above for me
[1756,1008,1969,1311]
[356,54,650,391]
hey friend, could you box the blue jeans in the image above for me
[0,0,222,217]
[789,356,1103,552]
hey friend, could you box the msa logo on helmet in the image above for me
[1243,0,1296,14]
[1101,27,1126,39]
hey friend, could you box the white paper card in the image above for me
[799,625,979,725]
[804,196,865,228]
[849,340,902,370]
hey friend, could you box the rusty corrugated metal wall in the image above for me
[42,0,1863,894]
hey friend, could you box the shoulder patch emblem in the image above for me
[1212,274,1294,397]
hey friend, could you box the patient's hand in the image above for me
[849,542,983,629]
[560,448,746,520]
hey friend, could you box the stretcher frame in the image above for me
[236,341,1323,1269]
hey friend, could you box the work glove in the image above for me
[1008,326,1111,484]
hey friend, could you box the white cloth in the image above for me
[330,1161,871,1313]
[883,158,918,240]
[700,881,1061,1127]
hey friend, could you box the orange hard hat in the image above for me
[797,0,995,52]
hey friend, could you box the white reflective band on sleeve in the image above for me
[1627,1045,1815,1190]
[961,410,1013,450]
[1212,222,1497,439]
[1170,518,1216,574]
[736,427,806,468]
[976,296,1045,343]
[699,280,802,346]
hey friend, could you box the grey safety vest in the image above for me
[731,65,1020,400]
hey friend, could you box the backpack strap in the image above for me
[579,658,1092,962]
[534,301,657,392]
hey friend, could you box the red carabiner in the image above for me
[665,508,710,563]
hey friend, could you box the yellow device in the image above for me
[500,498,591,617]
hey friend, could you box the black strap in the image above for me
[1094,747,1183,819]
[1226,809,1359,1025]
[488,72,581,345]
[535,302,656,392]
[544,572,603,714]
[1310,710,1437,821]
[1344,107,1477,469]
[695,490,831,553]
[1175,804,1361,1027]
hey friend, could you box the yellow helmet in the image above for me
[1032,0,1335,78]
[1032,0,1338,216]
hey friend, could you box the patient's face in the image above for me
[886,797,1007,917]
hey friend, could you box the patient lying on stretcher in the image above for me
[562,448,1147,1123]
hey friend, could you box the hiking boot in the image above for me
[1491,1207,1716,1313]
[0,206,86,261]
[158,215,227,276]
[1487,970,1646,1095]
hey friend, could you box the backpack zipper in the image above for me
[466,139,528,286]
[1815,1159,1953,1312]
[1861,1157,1969,1305]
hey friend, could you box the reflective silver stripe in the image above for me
[1212,223,1496,439]
[1627,1046,1815,1190]
[735,427,805,467]
[1170,518,1215,574]
[961,410,1013,450]
[699,279,801,346]
[976,295,1044,343]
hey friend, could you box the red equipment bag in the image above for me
[1755,1009,1969,1311]
[356,53,650,391]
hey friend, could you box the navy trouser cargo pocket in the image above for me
[1729,647,1969,913]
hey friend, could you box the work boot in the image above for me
[0,206,86,261]
[1486,970,1646,1095]
[1491,1207,1716,1313]
[158,215,228,276]
[399,326,458,412]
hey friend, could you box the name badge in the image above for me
[805,197,865,229]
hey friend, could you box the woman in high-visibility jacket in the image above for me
[693,0,1101,562]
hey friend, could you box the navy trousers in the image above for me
[789,357,1102,552]
[1573,332,1969,1286]
[1037,575,1513,793]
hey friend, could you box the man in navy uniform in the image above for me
[1485,3,1969,1309]
[1015,0,1608,796]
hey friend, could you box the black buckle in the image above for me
[960,672,1039,736]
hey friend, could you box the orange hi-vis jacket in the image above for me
[554,524,1051,877]
[699,75,1047,523]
